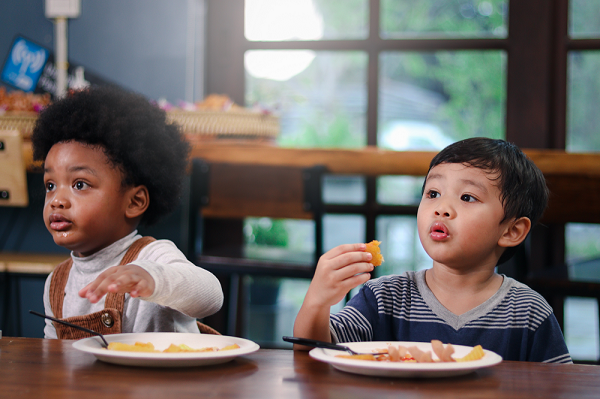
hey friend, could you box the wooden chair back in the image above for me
[183,158,326,268]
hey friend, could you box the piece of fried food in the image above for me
[163,343,218,353]
[107,342,239,353]
[336,354,377,361]
[365,240,384,266]
[220,344,241,351]
[107,342,157,352]
[456,345,485,362]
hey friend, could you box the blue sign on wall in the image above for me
[1,37,49,92]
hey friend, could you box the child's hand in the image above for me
[305,243,374,308]
[78,265,156,303]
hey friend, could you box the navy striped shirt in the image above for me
[330,270,572,363]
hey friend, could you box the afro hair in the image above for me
[31,85,191,226]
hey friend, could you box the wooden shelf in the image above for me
[0,253,68,275]
[21,141,600,224]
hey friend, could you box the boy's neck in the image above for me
[425,265,503,316]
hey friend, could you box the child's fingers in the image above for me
[318,251,372,276]
[106,273,153,297]
[333,261,374,281]
[342,271,372,290]
[78,267,118,298]
[309,267,372,306]
[79,265,155,303]
[320,243,367,260]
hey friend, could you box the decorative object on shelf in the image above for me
[164,94,279,143]
[167,109,279,143]
[0,112,38,140]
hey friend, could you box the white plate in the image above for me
[309,341,502,378]
[72,332,260,367]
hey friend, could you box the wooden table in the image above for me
[1,337,599,399]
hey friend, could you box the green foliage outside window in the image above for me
[380,0,508,37]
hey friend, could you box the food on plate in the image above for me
[336,340,485,363]
[336,354,378,361]
[365,240,384,266]
[432,339,456,362]
[456,345,485,362]
[107,342,156,352]
[106,341,240,353]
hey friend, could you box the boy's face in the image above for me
[43,141,138,257]
[417,163,511,270]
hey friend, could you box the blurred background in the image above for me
[1,0,598,362]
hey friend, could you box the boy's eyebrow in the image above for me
[425,173,489,193]
[459,178,489,193]
[44,165,98,175]
[44,165,96,176]
[68,165,98,175]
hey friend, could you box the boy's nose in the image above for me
[434,201,454,218]
[50,191,70,208]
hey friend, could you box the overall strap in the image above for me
[49,258,73,319]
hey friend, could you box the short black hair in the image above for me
[32,85,191,226]
[424,137,549,264]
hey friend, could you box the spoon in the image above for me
[282,336,388,356]
[29,310,109,348]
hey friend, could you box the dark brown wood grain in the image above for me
[1,337,599,399]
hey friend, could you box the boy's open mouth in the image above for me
[430,222,449,240]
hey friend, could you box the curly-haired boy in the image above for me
[32,86,223,339]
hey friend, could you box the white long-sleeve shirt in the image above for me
[43,231,223,338]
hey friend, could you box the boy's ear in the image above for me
[498,217,531,248]
[125,185,150,219]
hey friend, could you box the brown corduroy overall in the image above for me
[49,237,155,339]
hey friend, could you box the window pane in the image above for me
[564,297,599,361]
[323,175,366,205]
[246,50,368,148]
[379,51,506,148]
[324,214,365,251]
[565,223,600,282]
[377,175,424,205]
[567,52,600,152]
[375,216,431,277]
[564,223,600,361]
[245,0,368,41]
[569,0,600,38]
[244,276,311,348]
[381,0,508,39]
[244,218,315,264]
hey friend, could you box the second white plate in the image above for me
[72,332,260,367]
[309,341,502,378]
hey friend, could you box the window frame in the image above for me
[204,0,599,299]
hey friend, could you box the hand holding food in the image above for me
[306,243,374,307]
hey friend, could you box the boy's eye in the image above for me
[461,194,477,202]
[45,182,55,192]
[74,181,90,190]
[426,190,440,199]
